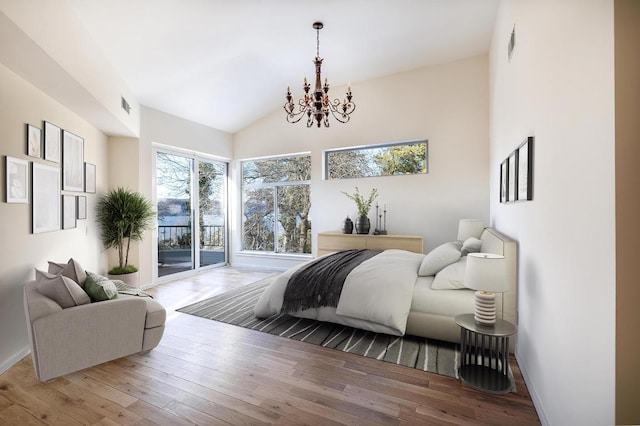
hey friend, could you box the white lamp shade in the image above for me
[464,253,508,293]
[457,219,484,241]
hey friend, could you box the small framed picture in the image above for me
[44,121,61,163]
[32,162,61,233]
[517,137,534,201]
[84,162,96,193]
[77,196,87,220]
[5,156,29,203]
[62,130,84,192]
[500,159,508,203]
[62,195,77,229]
[507,151,517,202]
[27,124,42,158]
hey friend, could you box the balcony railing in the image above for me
[158,225,225,250]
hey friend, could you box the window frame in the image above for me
[323,139,429,180]
[240,152,312,256]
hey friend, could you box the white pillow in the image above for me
[35,269,91,308]
[461,237,482,256]
[431,257,467,290]
[418,242,461,276]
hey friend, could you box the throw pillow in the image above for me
[418,242,462,276]
[47,261,65,275]
[461,237,483,256]
[35,269,90,308]
[47,258,88,288]
[431,257,467,290]
[84,272,119,302]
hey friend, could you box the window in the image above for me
[241,154,311,254]
[325,140,428,179]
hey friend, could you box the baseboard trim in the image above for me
[515,351,550,426]
[0,346,30,376]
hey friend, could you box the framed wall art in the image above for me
[507,151,517,202]
[84,162,96,193]
[500,159,508,203]
[5,156,29,203]
[62,195,77,229]
[27,124,42,158]
[62,130,84,192]
[517,136,534,201]
[77,196,87,220]
[44,121,61,163]
[32,162,60,233]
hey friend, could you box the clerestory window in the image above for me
[325,139,428,180]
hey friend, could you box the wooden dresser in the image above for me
[317,232,424,257]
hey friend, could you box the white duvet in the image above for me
[254,249,424,336]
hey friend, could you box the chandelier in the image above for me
[284,22,356,128]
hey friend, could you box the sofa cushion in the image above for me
[144,299,167,329]
[418,242,462,276]
[47,261,65,275]
[84,272,119,302]
[118,294,166,329]
[35,269,90,308]
[48,258,88,289]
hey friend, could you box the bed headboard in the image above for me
[479,228,517,328]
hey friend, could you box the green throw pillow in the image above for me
[85,272,119,302]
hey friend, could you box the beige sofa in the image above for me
[23,280,166,381]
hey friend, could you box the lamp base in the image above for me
[474,291,496,326]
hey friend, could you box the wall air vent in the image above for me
[121,96,131,115]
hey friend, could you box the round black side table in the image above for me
[455,313,517,394]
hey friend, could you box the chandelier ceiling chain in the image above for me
[284,22,356,128]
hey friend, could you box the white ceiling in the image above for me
[67,0,499,134]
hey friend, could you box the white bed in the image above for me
[255,227,517,350]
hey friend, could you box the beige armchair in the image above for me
[23,279,165,381]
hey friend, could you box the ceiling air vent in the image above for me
[121,96,131,115]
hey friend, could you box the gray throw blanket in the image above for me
[281,249,381,313]
[113,280,153,298]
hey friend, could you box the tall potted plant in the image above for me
[96,187,155,287]
[342,187,378,234]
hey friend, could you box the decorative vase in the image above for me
[342,216,354,234]
[355,215,370,235]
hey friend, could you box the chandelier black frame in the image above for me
[284,22,356,128]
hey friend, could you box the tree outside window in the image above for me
[241,155,311,254]
[326,140,428,179]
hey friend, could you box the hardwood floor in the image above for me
[0,267,540,425]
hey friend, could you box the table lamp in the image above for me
[457,219,485,241]
[464,253,507,326]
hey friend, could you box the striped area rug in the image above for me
[177,278,461,379]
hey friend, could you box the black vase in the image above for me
[355,215,370,235]
[342,217,354,234]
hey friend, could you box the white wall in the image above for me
[233,55,490,269]
[489,1,615,425]
[0,62,109,374]
[0,1,140,137]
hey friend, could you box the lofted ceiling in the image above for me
[67,0,499,134]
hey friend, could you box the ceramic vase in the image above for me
[355,216,370,234]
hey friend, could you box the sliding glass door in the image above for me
[155,149,227,278]
[198,161,226,268]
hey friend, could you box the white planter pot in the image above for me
[107,271,139,288]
